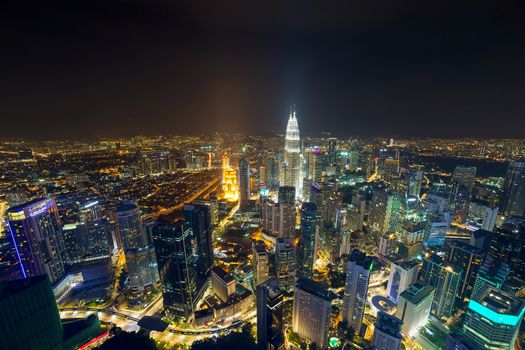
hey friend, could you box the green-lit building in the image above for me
[0,275,64,350]
[463,286,525,350]
[0,275,102,350]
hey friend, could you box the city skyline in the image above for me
[1,2,525,350]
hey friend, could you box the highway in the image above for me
[143,176,220,219]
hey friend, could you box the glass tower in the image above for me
[7,198,66,284]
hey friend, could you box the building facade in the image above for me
[7,198,66,284]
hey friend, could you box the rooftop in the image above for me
[296,277,332,302]
[375,311,403,339]
[470,286,525,320]
[0,275,49,301]
[211,266,234,284]
[349,249,373,270]
[399,282,435,305]
[7,197,52,214]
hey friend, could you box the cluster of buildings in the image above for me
[1,109,525,350]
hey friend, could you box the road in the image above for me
[145,176,220,219]
[60,305,254,336]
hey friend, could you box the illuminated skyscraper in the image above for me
[117,202,147,250]
[253,240,269,286]
[62,222,88,264]
[445,241,483,299]
[222,153,238,201]
[450,166,477,224]
[281,106,303,199]
[501,160,525,217]
[292,277,332,349]
[297,202,319,277]
[396,282,435,337]
[431,262,462,318]
[386,260,419,303]
[274,237,296,292]
[7,198,66,284]
[327,138,337,167]
[80,201,111,259]
[463,286,525,350]
[471,255,509,298]
[342,249,373,332]
[117,202,158,294]
[408,169,423,197]
[238,157,250,211]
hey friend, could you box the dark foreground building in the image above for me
[0,275,102,350]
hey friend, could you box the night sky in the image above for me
[2,1,525,139]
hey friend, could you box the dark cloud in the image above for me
[1,0,525,139]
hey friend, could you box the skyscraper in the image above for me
[445,241,483,299]
[386,260,419,303]
[211,266,236,303]
[80,201,112,259]
[0,275,64,350]
[297,202,319,277]
[463,286,525,350]
[292,277,332,349]
[274,237,296,292]
[431,262,462,318]
[253,240,269,287]
[7,198,66,284]
[372,312,403,350]
[85,217,112,259]
[222,153,239,201]
[117,202,147,250]
[449,166,476,224]
[327,137,337,167]
[501,160,525,217]
[396,282,435,337]
[261,200,295,238]
[342,249,373,332]
[257,279,284,350]
[239,157,251,211]
[152,220,198,320]
[281,107,303,199]
[117,202,158,294]
[408,169,424,198]
[62,222,88,264]
[471,255,509,298]
[184,203,213,285]
[368,190,404,236]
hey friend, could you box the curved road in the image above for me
[59,306,253,335]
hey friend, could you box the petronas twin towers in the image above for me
[281,106,303,200]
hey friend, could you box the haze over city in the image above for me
[2,1,525,139]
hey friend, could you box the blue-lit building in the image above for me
[463,286,525,350]
[297,202,318,277]
[7,198,66,284]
